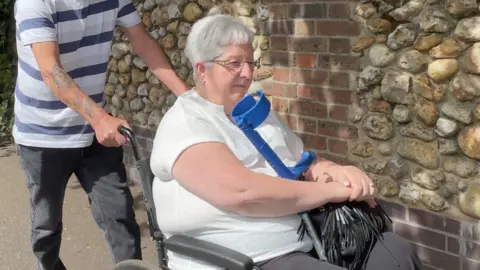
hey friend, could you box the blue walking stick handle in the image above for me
[231,90,317,180]
[231,90,270,130]
[231,90,326,261]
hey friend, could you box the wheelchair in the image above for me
[113,126,257,270]
[113,126,392,270]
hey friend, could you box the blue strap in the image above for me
[231,90,317,180]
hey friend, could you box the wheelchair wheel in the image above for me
[112,259,159,270]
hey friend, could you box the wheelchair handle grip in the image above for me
[118,126,141,161]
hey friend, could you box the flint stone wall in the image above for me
[105,0,271,128]
[351,0,480,221]
[108,0,480,224]
[111,1,480,267]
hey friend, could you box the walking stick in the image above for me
[230,91,395,270]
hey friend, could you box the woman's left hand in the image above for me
[325,165,377,207]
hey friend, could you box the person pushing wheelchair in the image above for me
[13,0,188,269]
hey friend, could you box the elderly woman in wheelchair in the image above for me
[149,14,422,270]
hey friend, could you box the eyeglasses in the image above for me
[208,60,258,71]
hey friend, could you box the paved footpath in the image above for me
[0,145,159,270]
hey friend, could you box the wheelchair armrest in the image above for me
[164,235,255,270]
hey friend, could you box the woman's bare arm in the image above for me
[171,142,350,217]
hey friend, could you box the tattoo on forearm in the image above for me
[68,87,82,110]
[84,98,95,118]
[42,64,99,120]
[51,64,75,88]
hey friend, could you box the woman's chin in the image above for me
[232,85,250,94]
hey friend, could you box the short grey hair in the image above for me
[184,13,255,79]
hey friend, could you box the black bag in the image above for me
[297,201,394,270]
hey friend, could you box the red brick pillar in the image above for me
[258,0,361,164]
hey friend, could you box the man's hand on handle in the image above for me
[91,114,130,147]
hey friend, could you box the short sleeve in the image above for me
[271,111,305,162]
[116,0,142,28]
[150,110,226,179]
[14,0,57,46]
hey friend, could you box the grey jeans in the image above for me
[257,232,422,270]
[17,138,142,270]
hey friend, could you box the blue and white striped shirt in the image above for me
[13,0,141,148]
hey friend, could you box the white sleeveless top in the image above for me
[150,90,312,269]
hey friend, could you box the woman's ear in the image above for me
[195,62,206,76]
[195,62,207,84]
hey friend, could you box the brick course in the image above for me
[122,1,480,268]
[378,199,480,270]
